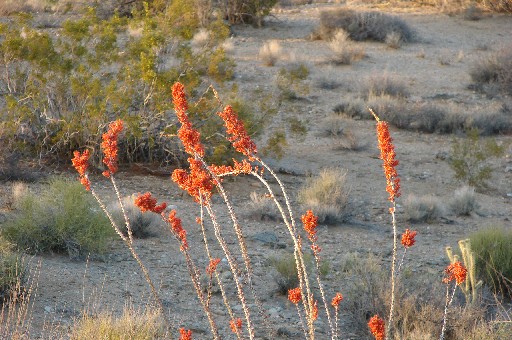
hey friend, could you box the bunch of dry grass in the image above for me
[259,40,282,66]
[385,31,403,49]
[298,168,350,223]
[404,194,446,223]
[246,191,281,221]
[362,74,409,98]
[315,8,415,43]
[327,30,365,65]
[108,195,161,239]
[449,186,478,216]
[470,46,512,96]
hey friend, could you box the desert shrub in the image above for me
[270,252,328,294]
[71,307,167,339]
[404,194,445,223]
[449,129,505,188]
[332,100,365,119]
[287,117,307,138]
[259,40,282,66]
[470,226,512,297]
[327,29,365,65]
[262,131,288,159]
[246,191,280,221]
[219,0,278,26]
[318,116,344,137]
[479,0,512,13]
[0,6,242,164]
[362,74,409,98]
[469,109,512,135]
[276,63,310,100]
[469,46,512,96]
[297,168,350,223]
[385,31,402,49]
[3,178,113,257]
[315,8,415,43]
[449,186,478,216]
[108,195,161,238]
[0,236,24,302]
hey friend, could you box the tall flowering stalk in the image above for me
[370,109,402,339]
[440,261,467,340]
[331,293,343,339]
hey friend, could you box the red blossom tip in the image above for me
[368,315,385,340]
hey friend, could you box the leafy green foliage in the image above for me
[262,131,288,159]
[470,226,512,298]
[3,178,113,258]
[449,129,505,188]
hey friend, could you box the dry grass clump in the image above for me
[385,31,403,49]
[470,46,512,96]
[362,74,409,98]
[404,194,446,223]
[332,100,365,119]
[449,186,478,216]
[297,168,350,223]
[191,29,211,50]
[327,30,365,65]
[318,116,345,137]
[481,0,512,13]
[315,8,415,43]
[246,191,281,221]
[71,307,168,339]
[259,40,283,66]
[108,195,161,239]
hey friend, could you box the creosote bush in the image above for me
[470,226,512,297]
[298,168,350,223]
[315,8,415,43]
[2,178,113,257]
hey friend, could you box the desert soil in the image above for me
[1,2,512,339]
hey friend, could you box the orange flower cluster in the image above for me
[101,119,123,178]
[312,300,318,321]
[368,315,385,340]
[71,150,91,191]
[172,158,214,203]
[210,159,253,177]
[302,210,318,243]
[443,261,467,285]
[179,328,192,340]
[134,192,167,214]
[217,105,257,159]
[376,121,400,202]
[230,318,242,333]
[401,229,417,248]
[172,82,205,157]
[168,210,188,251]
[206,258,221,275]
[288,287,302,304]
[331,292,343,308]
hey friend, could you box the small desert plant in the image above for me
[404,194,445,223]
[362,74,409,98]
[470,226,512,297]
[449,186,478,216]
[0,236,24,302]
[276,63,310,100]
[333,100,365,119]
[297,168,350,223]
[385,31,402,49]
[470,46,512,96]
[318,116,345,137]
[71,307,168,339]
[259,40,282,66]
[3,177,113,257]
[315,8,415,43]
[449,128,505,188]
[327,29,365,65]
[247,191,280,221]
[108,195,161,238]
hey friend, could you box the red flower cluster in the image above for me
[168,210,188,251]
[368,315,385,340]
[179,328,192,340]
[288,287,302,304]
[172,158,214,203]
[172,82,204,157]
[71,150,91,191]
[134,192,167,214]
[217,105,257,159]
[101,119,123,178]
[401,229,417,248]
[312,300,318,321]
[331,292,343,308]
[302,210,318,243]
[210,159,253,177]
[376,120,400,202]
[229,318,242,333]
[443,261,467,285]
[206,258,221,275]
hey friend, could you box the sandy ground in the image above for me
[1,3,511,339]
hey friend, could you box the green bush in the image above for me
[220,0,278,27]
[449,128,505,189]
[3,178,113,258]
[276,63,310,100]
[470,226,512,297]
[0,236,24,301]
